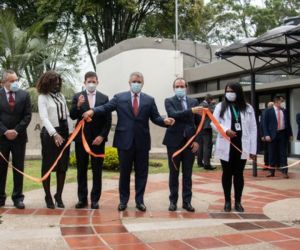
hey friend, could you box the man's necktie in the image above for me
[277,109,281,130]
[8,91,15,111]
[133,94,139,116]
[88,93,94,108]
[181,98,187,110]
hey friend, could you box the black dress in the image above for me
[40,119,70,175]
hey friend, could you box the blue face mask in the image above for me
[175,88,186,98]
[130,82,142,93]
[10,81,20,92]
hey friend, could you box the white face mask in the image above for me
[86,82,97,92]
[225,92,237,102]
[280,102,286,109]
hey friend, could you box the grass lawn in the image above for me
[4,159,212,194]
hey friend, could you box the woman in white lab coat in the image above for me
[212,82,257,212]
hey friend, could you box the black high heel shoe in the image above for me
[45,196,55,209]
[54,194,65,208]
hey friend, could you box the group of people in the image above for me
[2,68,285,213]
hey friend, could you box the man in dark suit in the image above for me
[262,96,293,178]
[83,72,175,212]
[197,94,216,170]
[163,78,201,212]
[0,69,32,209]
[70,71,112,209]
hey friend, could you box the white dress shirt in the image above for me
[87,90,96,108]
[274,106,285,130]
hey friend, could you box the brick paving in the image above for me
[0,169,300,249]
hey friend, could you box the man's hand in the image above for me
[83,109,94,120]
[53,133,65,147]
[192,106,204,115]
[226,129,237,138]
[250,154,257,161]
[4,130,18,140]
[164,117,175,126]
[77,94,85,109]
[92,136,104,146]
[191,142,199,153]
[265,136,272,142]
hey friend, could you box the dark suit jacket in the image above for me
[0,88,32,144]
[70,90,112,146]
[163,96,200,148]
[93,91,165,151]
[262,107,293,140]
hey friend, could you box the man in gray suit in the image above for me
[0,70,32,209]
[197,94,216,170]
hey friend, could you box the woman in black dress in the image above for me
[37,71,73,209]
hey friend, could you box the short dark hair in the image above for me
[84,71,98,81]
[173,77,188,88]
[205,94,213,101]
[273,95,284,102]
[36,70,62,94]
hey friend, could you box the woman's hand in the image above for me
[226,129,237,138]
[53,133,65,147]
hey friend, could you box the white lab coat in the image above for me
[211,102,257,162]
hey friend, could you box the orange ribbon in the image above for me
[172,108,299,171]
[0,118,104,183]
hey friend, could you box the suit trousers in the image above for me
[0,141,26,203]
[75,142,104,203]
[167,143,195,204]
[197,128,213,166]
[118,144,149,205]
[268,130,288,174]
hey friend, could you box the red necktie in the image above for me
[277,109,281,130]
[8,91,15,111]
[132,94,139,116]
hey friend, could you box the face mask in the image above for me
[86,82,97,92]
[225,92,236,102]
[130,82,142,93]
[175,88,186,98]
[10,81,19,92]
[280,102,286,109]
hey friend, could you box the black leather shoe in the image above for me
[234,202,244,212]
[204,165,216,170]
[91,202,99,209]
[224,201,231,212]
[168,202,177,211]
[136,203,147,212]
[118,203,127,211]
[14,201,25,209]
[45,196,55,209]
[182,203,195,212]
[266,173,275,177]
[54,194,65,208]
[75,201,88,209]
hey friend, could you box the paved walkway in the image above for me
[0,166,300,250]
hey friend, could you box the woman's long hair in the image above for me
[220,82,247,118]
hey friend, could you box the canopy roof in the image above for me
[215,24,300,74]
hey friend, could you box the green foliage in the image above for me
[149,160,163,168]
[69,151,77,168]
[103,147,119,171]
